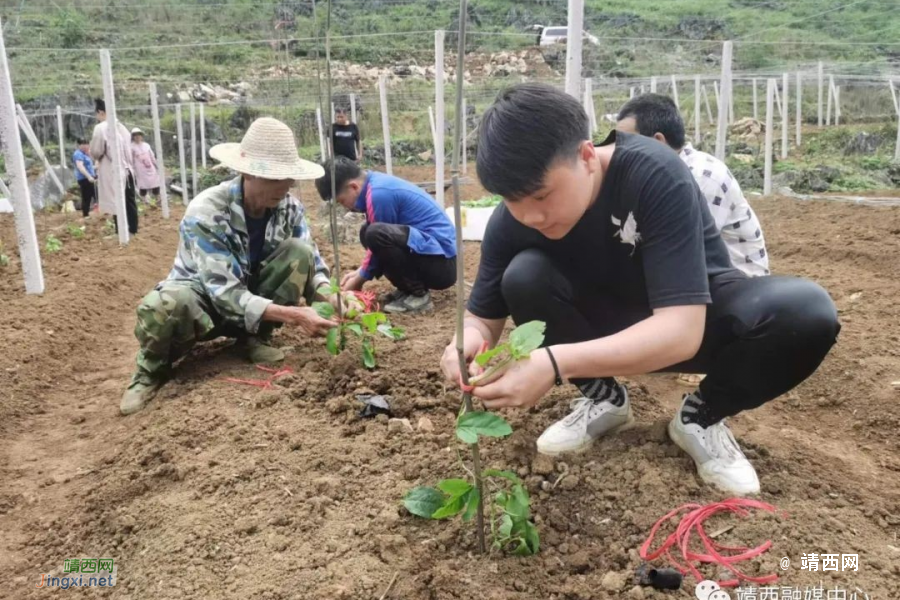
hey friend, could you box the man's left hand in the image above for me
[470,349,556,409]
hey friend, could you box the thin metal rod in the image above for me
[324,0,342,320]
[449,0,485,555]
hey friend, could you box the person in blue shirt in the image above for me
[73,138,97,218]
[315,157,457,314]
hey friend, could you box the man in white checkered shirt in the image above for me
[616,93,769,278]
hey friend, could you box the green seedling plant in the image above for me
[45,234,63,253]
[0,240,9,267]
[462,194,503,209]
[103,218,116,236]
[66,223,85,239]
[312,280,405,369]
[403,320,545,556]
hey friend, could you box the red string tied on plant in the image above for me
[349,290,379,313]
[640,498,784,588]
[222,364,294,390]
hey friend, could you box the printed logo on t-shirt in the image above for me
[611,212,640,255]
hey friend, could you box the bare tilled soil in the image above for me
[1,168,899,599]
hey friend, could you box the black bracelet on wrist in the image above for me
[544,347,564,386]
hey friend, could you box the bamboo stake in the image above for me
[449,0,486,555]
[324,0,343,322]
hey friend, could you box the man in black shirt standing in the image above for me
[330,109,362,163]
[440,83,839,495]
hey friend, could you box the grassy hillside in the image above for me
[1,0,898,103]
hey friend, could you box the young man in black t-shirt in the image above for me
[440,83,840,495]
[330,109,361,162]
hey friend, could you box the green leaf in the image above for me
[508,321,546,359]
[431,494,467,520]
[462,488,481,522]
[345,323,363,337]
[325,327,340,356]
[522,520,540,555]
[436,479,472,496]
[361,337,376,369]
[504,484,531,520]
[456,412,512,444]
[484,469,522,485]
[312,301,335,319]
[498,514,513,538]
[377,323,406,340]
[360,312,387,333]
[403,487,444,519]
[474,343,509,367]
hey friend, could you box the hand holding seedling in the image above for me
[263,305,336,337]
[471,349,556,409]
[340,269,366,292]
[440,325,489,383]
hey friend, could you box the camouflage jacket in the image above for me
[163,177,330,333]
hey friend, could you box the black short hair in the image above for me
[76,137,87,145]
[476,83,589,200]
[94,98,106,113]
[616,93,686,150]
[315,156,362,201]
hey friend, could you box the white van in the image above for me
[538,26,599,47]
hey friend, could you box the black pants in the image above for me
[501,249,840,422]
[114,173,139,235]
[78,178,96,217]
[360,223,456,295]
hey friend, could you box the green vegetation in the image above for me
[45,234,63,253]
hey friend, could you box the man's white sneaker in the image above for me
[667,394,760,496]
[536,384,634,456]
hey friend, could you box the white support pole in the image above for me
[378,75,392,175]
[564,0,584,99]
[889,80,898,115]
[702,84,714,125]
[764,78,775,196]
[773,85,783,119]
[0,18,43,294]
[435,29,445,207]
[781,73,789,159]
[350,93,357,124]
[694,75,701,145]
[895,101,900,161]
[714,41,733,161]
[834,84,841,126]
[589,91,598,133]
[729,77,735,124]
[99,49,128,245]
[190,103,198,194]
[316,106,326,159]
[650,76,658,93]
[56,105,65,168]
[817,61,824,127]
[461,97,467,175]
[16,106,65,196]
[826,75,834,126]
[629,87,635,99]
[752,78,758,121]
[428,105,437,150]
[583,77,596,135]
[199,102,207,168]
[175,103,189,205]
[670,75,679,112]
[795,72,802,147]
[331,101,335,122]
[148,82,170,219]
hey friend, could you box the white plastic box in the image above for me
[444,205,497,242]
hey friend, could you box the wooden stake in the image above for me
[99,49,129,245]
[350,92,357,124]
[714,40,733,161]
[199,102,207,169]
[752,78,758,121]
[175,103,189,205]
[694,75,701,145]
[889,80,898,115]
[56,105,65,168]
[461,97,467,175]
[702,84,714,125]
[835,85,841,126]
[379,75,392,174]
[764,78,775,195]
[428,105,437,153]
[629,86,635,99]
[670,75,679,113]
[15,105,65,196]
[190,103,198,194]
[316,106,325,159]
[0,17,43,293]
[149,82,170,219]
[650,76,658,93]
[435,29,446,207]
[826,74,834,126]
[817,61,824,127]
[564,0,584,99]
[781,73,789,159]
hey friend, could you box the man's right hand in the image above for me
[264,305,336,337]
[441,327,487,385]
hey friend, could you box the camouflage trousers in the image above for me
[132,238,317,382]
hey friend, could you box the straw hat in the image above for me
[209,117,324,181]
[131,127,144,135]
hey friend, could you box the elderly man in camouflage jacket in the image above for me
[121,118,338,415]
